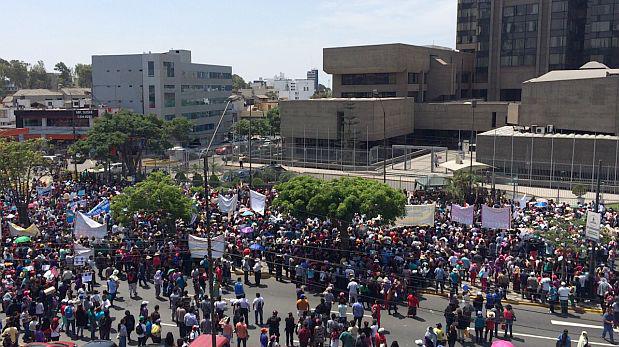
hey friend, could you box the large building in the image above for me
[271,78,315,100]
[457,0,619,102]
[307,68,319,91]
[324,43,474,102]
[92,49,233,144]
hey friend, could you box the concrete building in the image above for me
[0,108,15,127]
[272,78,315,100]
[307,68,319,91]
[9,88,91,109]
[324,43,474,102]
[280,98,415,143]
[92,49,233,144]
[457,0,619,102]
[518,61,619,135]
[13,108,98,140]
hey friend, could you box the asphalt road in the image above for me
[23,274,619,347]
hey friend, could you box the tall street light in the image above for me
[465,100,477,204]
[373,89,387,183]
[200,95,235,347]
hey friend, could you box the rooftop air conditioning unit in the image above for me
[534,126,545,134]
[546,124,555,134]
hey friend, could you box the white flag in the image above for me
[217,194,238,213]
[250,190,266,215]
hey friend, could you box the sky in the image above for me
[3,0,457,86]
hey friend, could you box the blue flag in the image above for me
[87,199,110,216]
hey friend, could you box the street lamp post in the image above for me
[373,90,387,183]
[201,96,235,347]
[465,100,477,204]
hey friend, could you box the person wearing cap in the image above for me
[474,311,485,343]
[485,311,496,342]
[557,329,571,347]
[135,316,147,346]
[297,294,310,317]
[558,282,571,315]
[603,307,615,343]
[260,327,269,347]
[374,327,387,347]
[254,257,263,286]
[266,310,281,341]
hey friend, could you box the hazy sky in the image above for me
[4,0,457,85]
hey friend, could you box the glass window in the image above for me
[550,36,566,47]
[148,85,156,108]
[23,118,42,127]
[164,92,176,107]
[503,6,514,17]
[341,73,396,85]
[526,37,537,49]
[516,5,526,16]
[528,4,539,15]
[164,114,175,121]
[524,55,536,66]
[408,72,419,84]
[147,61,154,77]
[527,21,537,32]
[164,84,175,90]
[163,62,175,77]
[552,1,567,12]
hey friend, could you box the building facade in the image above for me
[14,109,98,140]
[92,49,233,144]
[272,78,315,100]
[323,43,474,102]
[307,68,319,91]
[457,0,619,102]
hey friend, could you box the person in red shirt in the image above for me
[375,328,387,346]
[371,300,382,327]
[407,292,420,318]
[297,323,311,347]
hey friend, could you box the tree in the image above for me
[311,84,332,99]
[273,176,406,224]
[54,62,73,87]
[28,61,51,89]
[72,110,189,177]
[192,173,204,187]
[74,63,92,88]
[0,139,51,226]
[445,171,481,202]
[164,117,193,145]
[232,118,270,137]
[3,60,29,89]
[232,74,248,91]
[110,171,193,228]
[266,107,280,135]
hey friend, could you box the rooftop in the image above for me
[13,89,63,97]
[525,62,619,83]
[480,126,619,140]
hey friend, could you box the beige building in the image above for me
[324,43,474,102]
[519,62,619,135]
[10,88,92,109]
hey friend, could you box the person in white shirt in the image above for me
[558,282,571,315]
[253,293,265,326]
[347,279,359,305]
[540,275,551,304]
[254,258,263,286]
[238,295,250,325]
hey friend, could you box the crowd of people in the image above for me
[0,172,618,347]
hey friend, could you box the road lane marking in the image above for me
[162,322,176,327]
[330,310,373,318]
[551,319,619,332]
[468,327,616,346]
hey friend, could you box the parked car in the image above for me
[26,342,76,347]
[215,145,232,155]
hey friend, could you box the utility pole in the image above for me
[589,160,602,298]
[373,90,387,183]
[468,100,477,204]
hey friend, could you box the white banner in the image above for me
[450,204,474,225]
[74,212,108,239]
[586,210,601,242]
[9,223,40,237]
[481,205,511,229]
[250,190,266,215]
[74,244,94,266]
[396,204,435,226]
[217,194,238,213]
[188,234,225,259]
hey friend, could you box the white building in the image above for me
[271,78,315,100]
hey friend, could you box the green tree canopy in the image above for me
[74,63,92,88]
[232,74,248,91]
[0,60,29,90]
[232,118,270,137]
[445,171,481,203]
[266,107,280,135]
[0,139,51,226]
[54,62,73,87]
[111,171,193,227]
[71,110,191,177]
[28,61,50,89]
[273,176,406,224]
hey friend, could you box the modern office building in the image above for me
[272,78,315,100]
[307,68,319,91]
[92,49,233,144]
[323,43,474,102]
[457,0,619,102]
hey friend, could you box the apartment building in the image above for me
[92,49,233,144]
[457,0,619,101]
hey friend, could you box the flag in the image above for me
[74,212,107,238]
[250,190,266,215]
[481,205,511,229]
[450,204,474,225]
[188,234,225,259]
[217,194,238,213]
[86,199,110,217]
[396,204,435,226]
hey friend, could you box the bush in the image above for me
[277,171,296,183]
[190,186,205,194]
[572,184,588,197]
[175,171,187,183]
[192,173,203,187]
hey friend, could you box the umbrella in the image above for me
[5,214,15,219]
[241,227,254,234]
[491,341,514,347]
[241,211,254,217]
[14,236,31,244]
[167,269,176,275]
[249,243,265,251]
[243,248,251,256]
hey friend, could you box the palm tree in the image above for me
[445,171,481,203]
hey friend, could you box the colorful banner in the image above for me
[450,204,474,225]
[86,199,110,217]
[481,205,511,229]
[188,234,225,259]
[586,211,601,242]
[396,204,435,226]
[8,222,40,237]
[250,190,266,215]
[217,194,238,213]
[74,212,107,239]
